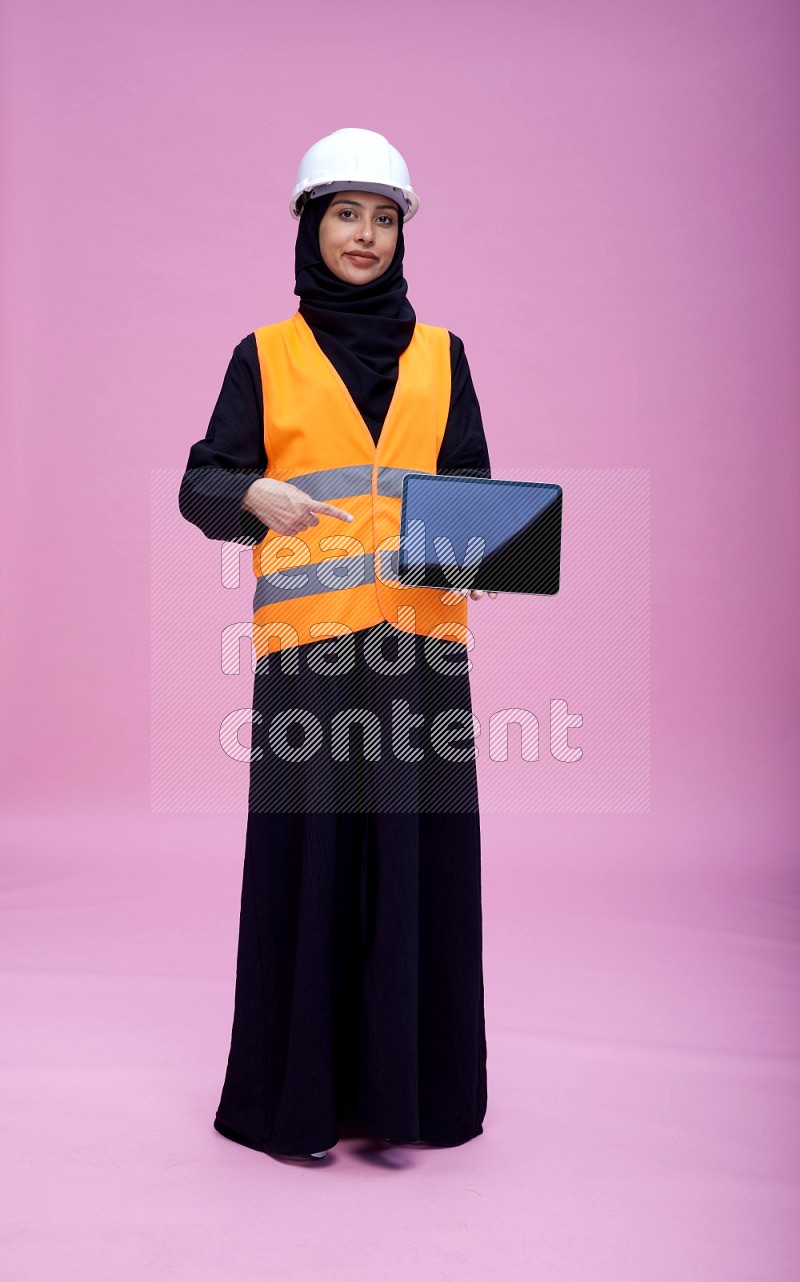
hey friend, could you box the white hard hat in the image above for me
[290,127,419,222]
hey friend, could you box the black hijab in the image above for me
[293,191,416,435]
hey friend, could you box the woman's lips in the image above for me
[345,253,377,265]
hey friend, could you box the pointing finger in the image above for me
[310,502,354,523]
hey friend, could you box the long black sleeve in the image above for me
[178,328,491,544]
[436,333,492,480]
[178,338,269,545]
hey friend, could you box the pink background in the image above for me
[2,1,799,1278]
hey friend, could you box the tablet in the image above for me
[397,473,562,595]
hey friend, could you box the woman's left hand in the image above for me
[452,588,498,600]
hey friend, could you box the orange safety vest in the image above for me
[250,311,469,657]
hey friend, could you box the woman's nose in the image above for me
[356,222,374,244]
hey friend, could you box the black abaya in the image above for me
[214,640,488,1155]
[179,327,491,1154]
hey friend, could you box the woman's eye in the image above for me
[337,209,394,225]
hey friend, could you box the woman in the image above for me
[179,128,496,1161]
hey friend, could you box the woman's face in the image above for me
[318,190,401,284]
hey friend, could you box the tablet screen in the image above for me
[397,474,562,596]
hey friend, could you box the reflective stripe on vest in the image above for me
[250,312,469,655]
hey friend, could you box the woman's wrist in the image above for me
[241,478,266,514]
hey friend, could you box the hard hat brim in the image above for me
[290,180,419,222]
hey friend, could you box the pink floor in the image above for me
[2,802,797,1280]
